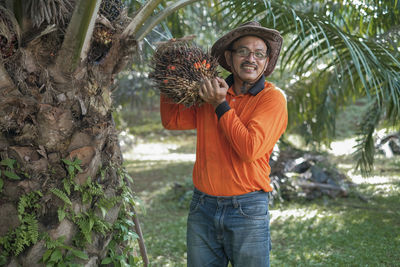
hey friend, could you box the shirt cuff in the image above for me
[215,101,231,120]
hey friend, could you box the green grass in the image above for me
[270,183,400,266]
[126,134,400,266]
[126,159,193,266]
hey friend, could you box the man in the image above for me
[160,21,287,267]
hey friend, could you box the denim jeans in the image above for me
[187,188,271,267]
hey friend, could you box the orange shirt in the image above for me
[160,76,288,196]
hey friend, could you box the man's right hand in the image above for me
[199,77,229,108]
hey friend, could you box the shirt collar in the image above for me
[225,74,266,96]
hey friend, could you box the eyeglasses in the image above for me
[231,48,268,59]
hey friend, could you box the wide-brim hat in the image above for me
[211,21,283,77]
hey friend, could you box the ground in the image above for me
[122,134,400,266]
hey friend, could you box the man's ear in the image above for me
[224,50,232,67]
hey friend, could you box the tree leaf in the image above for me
[0,178,3,192]
[0,158,16,169]
[73,158,82,166]
[50,249,62,263]
[101,257,113,264]
[128,255,136,265]
[62,159,73,165]
[68,165,75,176]
[71,249,89,260]
[57,208,66,222]
[50,188,72,206]
[42,249,53,262]
[75,165,83,172]
[4,170,21,180]
[100,206,107,218]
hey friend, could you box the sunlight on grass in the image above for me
[349,173,397,185]
[328,137,357,156]
[270,207,335,223]
[122,132,400,266]
[124,142,195,161]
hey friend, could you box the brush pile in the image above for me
[150,40,219,107]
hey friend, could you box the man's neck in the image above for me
[233,77,255,95]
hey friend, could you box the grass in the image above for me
[270,182,400,266]
[126,159,193,267]
[125,133,400,267]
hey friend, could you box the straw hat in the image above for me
[211,21,283,77]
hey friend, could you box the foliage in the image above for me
[100,164,142,266]
[116,0,400,174]
[0,191,42,258]
[0,158,21,180]
[214,0,400,173]
[1,0,203,264]
[125,153,195,265]
[100,212,140,266]
[127,135,400,265]
[270,184,400,266]
[0,158,22,193]
[42,159,140,265]
[353,100,383,175]
[41,236,88,267]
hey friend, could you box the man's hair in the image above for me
[227,35,272,58]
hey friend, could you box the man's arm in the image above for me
[218,88,287,162]
[199,78,287,162]
[160,94,197,130]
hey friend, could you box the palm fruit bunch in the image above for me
[150,40,219,107]
[100,0,124,21]
[93,24,114,45]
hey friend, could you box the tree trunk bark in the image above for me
[0,2,143,265]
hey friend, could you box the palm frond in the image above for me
[353,100,382,175]
[136,0,198,41]
[24,0,75,28]
[56,0,102,74]
[217,0,400,174]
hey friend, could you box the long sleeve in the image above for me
[160,94,197,130]
[218,87,287,162]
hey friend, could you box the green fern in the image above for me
[96,196,120,218]
[41,235,88,266]
[0,192,42,256]
[79,178,104,204]
[51,188,72,206]
[17,191,42,218]
[93,217,111,236]
[74,213,94,244]
[63,177,72,195]
[57,208,67,222]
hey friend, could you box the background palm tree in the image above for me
[119,0,399,174]
[213,0,400,173]
[0,0,197,265]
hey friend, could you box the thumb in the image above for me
[216,77,229,89]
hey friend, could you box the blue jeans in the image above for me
[187,188,271,267]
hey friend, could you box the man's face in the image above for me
[225,36,269,83]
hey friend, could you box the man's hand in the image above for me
[199,77,229,108]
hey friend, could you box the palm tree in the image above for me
[0,0,197,265]
[214,0,400,174]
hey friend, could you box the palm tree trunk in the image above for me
[0,0,200,264]
[0,1,138,265]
